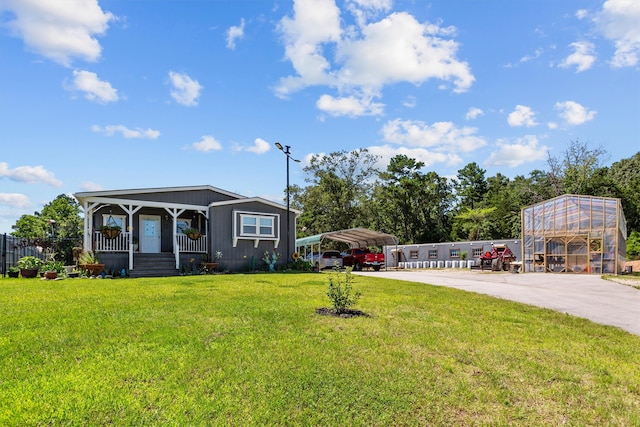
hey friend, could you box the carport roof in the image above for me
[296,228,398,249]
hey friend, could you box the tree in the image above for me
[453,162,487,210]
[609,152,640,233]
[373,155,453,243]
[11,194,83,264]
[547,140,609,196]
[455,207,497,241]
[292,149,379,235]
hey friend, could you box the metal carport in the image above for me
[295,227,398,255]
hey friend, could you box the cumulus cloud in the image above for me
[0,0,115,66]
[316,94,384,117]
[485,135,549,168]
[226,18,245,49]
[381,119,487,153]
[80,181,104,191]
[555,100,596,125]
[593,0,640,68]
[67,70,119,103]
[91,124,160,139]
[507,105,538,127]
[367,144,462,169]
[191,135,222,152]
[276,0,474,116]
[0,162,62,186]
[559,41,596,72]
[168,71,203,106]
[234,138,271,154]
[465,107,484,120]
[0,193,31,209]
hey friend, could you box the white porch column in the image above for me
[119,203,143,271]
[165,207,186,269]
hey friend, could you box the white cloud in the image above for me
[555,100,596,125]
[316,93,384,117]
[402,96,416,108]
[465,107,484,120]
[92,124,160,139]
[246,138,271,154]
[67,70,119,103]
[559,41,596,72]
[0,193,31,209]
[519,48,543,64]
[226,18,245,50]
[191,135,222,152]
[507,105,538,127]
[576,9,589,20]
[80,181,104,191]
[593,0,640,68]
[485,135,549,168]
[0,0,115,66]
[276,1,474,115]
[0,162,62,186]
[367,144,462,169]
[381,119,487,153]
[547,121,559,130]
[168,71,203,106]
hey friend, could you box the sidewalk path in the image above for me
[355,269,640,336]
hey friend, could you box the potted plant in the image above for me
[132,236,139,252]
[78,251,105,276]
[8,266,20,278]
[41,259,65,280]
[100,225,122,240]
[17,256,43,278]
[183,227,202,240]
[207,250,223,273]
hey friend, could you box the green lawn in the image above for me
[1,273,638,426]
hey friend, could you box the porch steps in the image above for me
[130,253,180,278]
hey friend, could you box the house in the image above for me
[74,185,300,276]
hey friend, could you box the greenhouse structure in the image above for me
[521,194,627,274]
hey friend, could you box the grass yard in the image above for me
[1,273,639,426]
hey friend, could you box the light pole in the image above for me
[275,142,300,266]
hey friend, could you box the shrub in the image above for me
[17,256,43,270]
[326,266,361,314]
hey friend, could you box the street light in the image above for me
[275,142,300,265]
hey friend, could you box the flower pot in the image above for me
[102,229,121,239]
[205,262,219,273]
[80,263,105,276]
[187,232,202,241]
[8,271,19,278]
[44,271,58,280]
[20,268,39,278]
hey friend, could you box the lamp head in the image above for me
[275,142,283,151]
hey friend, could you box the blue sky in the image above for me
[1,0,639,234]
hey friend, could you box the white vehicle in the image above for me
[307,250,343,270]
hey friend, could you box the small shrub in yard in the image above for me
[326,266,361,315]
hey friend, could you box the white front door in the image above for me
[140,215,161,253]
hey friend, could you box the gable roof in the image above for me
[296,228,398,249]
[74,184,245,203]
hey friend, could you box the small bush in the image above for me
[327,266,360,314]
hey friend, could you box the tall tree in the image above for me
[292,149,379,235]
[373,155,453,243]
[547,140,609,196]
[453,162,487,210]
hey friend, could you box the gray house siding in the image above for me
[209,201,295,271]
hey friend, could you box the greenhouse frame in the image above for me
[521,194,627,274]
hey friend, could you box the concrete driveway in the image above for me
[355,269,640,336]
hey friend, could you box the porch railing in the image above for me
[94,231,131,252]
[177,234,207,253]
[93,231,207,253]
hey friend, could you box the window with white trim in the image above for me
[428,249,438,259]
[102,214,126,230]
[240,214,275,237]
[450,249,460,258]
[176,219,192,233]
[473,248,483,257]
